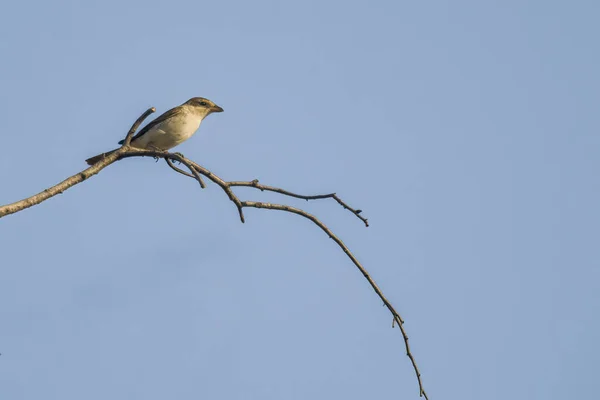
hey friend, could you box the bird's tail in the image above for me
[85,149,118,165]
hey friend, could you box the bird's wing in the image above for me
[118,106,185,145]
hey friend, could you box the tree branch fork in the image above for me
[0,107,429,399]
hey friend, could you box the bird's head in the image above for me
[184,97,224,117]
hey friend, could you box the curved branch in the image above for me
[0,114,429,399]
[240,201,428,400]
[131,150,428,398]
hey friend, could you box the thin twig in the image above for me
[228,180,369,227]
[165,158,196,179]
[165,157,206,189]
[122,107,156,146]
[187,161,244,222]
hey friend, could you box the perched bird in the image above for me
[85,97,223,165]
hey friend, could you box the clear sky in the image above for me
[0,1,598,399]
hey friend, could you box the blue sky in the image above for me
[1,1,598,399]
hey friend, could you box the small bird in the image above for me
[85,97,223,165]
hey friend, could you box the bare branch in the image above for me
[1,120,429,399]
[0,153,120,218]
[228,179,369,227]
[0,108,157,218]
[130,151,427,398]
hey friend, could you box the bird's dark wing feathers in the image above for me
[118,106,185,145]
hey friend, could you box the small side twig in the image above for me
[228,180,369,227]
[122,107,156,147]
[165,158,195,179]
[165,157,206,189]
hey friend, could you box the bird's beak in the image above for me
[211,105,224,113]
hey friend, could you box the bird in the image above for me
[85,97,223,165]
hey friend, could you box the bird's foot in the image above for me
[147,145,163,162]
[173,152,185,164]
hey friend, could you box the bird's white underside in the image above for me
[131,109,204,151]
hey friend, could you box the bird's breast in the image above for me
[160,113,202,141]
[136,112,203,150]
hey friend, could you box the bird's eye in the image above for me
[199,101,208,106]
